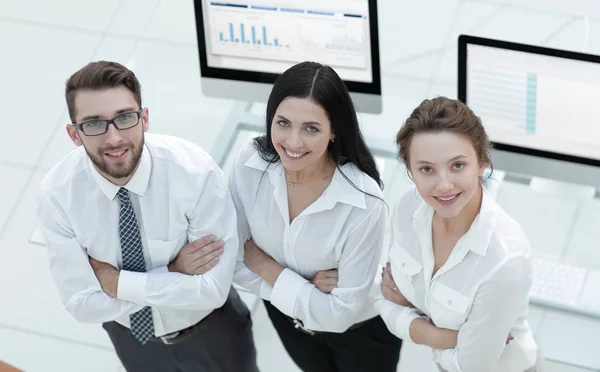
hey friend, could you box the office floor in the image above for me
[1,0,600,370]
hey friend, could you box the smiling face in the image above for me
[270,97,334,173]
[66,85,149,185]
[409,131,485,219]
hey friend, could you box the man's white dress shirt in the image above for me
[37,133,238,337]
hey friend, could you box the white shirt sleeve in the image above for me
[374,196,424,341]
[433,255,532,372]
[227,147,273,301]
[374,282,423,342]
[37,191,143,323]
[270,201,386,333]
[116,163,239,310]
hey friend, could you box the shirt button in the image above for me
[447,300,453,305]
[401,262,406,267]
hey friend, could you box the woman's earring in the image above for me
[331,136,335,143]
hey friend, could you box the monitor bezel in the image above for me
[193,0,382,96]
[458,34,600,168]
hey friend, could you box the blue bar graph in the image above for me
[468,68,539,132]
[526,73,537,134]
[321,35,363,52]
[218,23,286,47]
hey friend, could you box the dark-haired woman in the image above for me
[229,61,402,372]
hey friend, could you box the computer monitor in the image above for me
[458,35,600,190]
[193,0,382,113]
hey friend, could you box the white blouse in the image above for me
[375,188,538,372]
[230,141,386,333]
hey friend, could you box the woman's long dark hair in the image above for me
[253,61,383,190]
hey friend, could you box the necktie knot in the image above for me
[117,188,130,204]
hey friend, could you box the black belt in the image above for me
[151,306,225,345]
[117,306,224,345]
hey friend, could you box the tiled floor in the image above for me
[2,0,600,371]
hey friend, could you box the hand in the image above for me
[244,238,275,275]
[89,257,119,297]
[311,269,338,293]
[168,235,224,275]
[381,263,413,307]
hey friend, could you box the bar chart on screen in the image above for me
[300,35,363,53]
[468,64,600,160]
[207,1,369,69]
[299,18,365,55]
[468,67,538,135]
[217,22,289,47]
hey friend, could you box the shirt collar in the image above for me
[244,151,367,210]
[89,144,152,200]
[413,189,497,257]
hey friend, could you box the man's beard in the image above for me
[84,135,144,180]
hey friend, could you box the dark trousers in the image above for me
[264,300,402,372]
[103,289,258,372]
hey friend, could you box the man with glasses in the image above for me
[36,61,258,372]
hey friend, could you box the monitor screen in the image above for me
[195,0,380,94]
[459,36,600,167]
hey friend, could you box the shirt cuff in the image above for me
[398,309,423,342]
[375,287,422,342]
[433,348,459,371]
[148,265,169,274]
[433,349,461,371]
[117,270,147,305]
[270,268,308,317]
[260,280,273,301]
[376,297,397,321]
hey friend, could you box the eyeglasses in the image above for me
[71,109,143,136]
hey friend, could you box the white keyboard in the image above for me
[530,257,588,306]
